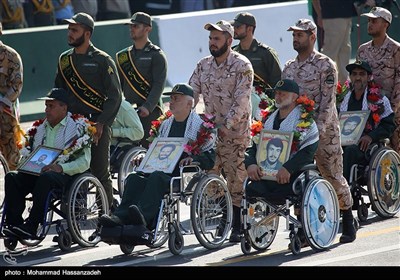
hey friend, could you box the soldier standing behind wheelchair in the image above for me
[339,60,395,184]
[283,19,357,243]
[2,88,93,240]
[245,79,319,247]
[54,12,122,209]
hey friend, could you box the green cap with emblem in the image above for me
[163,83,193,97]
[231,12,256,27]
[274,79,299,95]
[346,60,372,75]
[64,12,94,31]
[126,12,152,27]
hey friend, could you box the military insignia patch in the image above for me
[244,70,253,76]
[108,66,114,75]
[325,74,334,84]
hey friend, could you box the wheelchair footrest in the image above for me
[100,224,153,246]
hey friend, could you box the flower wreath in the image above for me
[250,95,315,152]
[20,114,96,164]
[336,79,385,134]
[147,111,216,156]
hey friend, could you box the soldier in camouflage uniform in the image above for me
[116,12,167,149]
[230,12,281,119]
[0,22,23,170]
[283,19,356,243]
[357,7,400,154]
[55,13,122,208]
[189,20,253,243]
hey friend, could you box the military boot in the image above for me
[339,208,357,243]
[229,206,241,243]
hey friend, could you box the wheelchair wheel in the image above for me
[58,231,73,252]
[4,238,18,251]
[120,244,135,255]
[240,234,252,255]
[246,199,278,252]
[290,234,302,255]
[190,174,233,250]
[301,177,340,251]
[117,147,146,197]
[168,222,184,255]
[66,173,109,248]
[357,203,369,222]
[0,153,10,214]
[368,147,400,218]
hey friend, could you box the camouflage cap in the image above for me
[204,20,234,37]
[287,18,317,33]
[126,12,152,27]
[64,12,94,30]
[231,12,256,27]
[361,7,392,24]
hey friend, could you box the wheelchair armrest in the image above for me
[298,164,317,173]
[379,138,390,146]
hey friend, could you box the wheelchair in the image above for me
[240,164,340,255]
[101,149,233,255]
[0,153,10,214]
[110,138,146,197]
[0,172,109,252]
[349,140,400,222]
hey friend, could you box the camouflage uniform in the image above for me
[0,40,23,170]
[189,51,254,207]
[283,50,353,210]
[357,36,400,154]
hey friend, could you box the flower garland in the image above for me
[147,111,216,156]
[336,79,385,133]
[250,95,315,153]
[20,114,96,164]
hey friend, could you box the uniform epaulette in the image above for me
[146,44,161,52]
[258,42,271,50]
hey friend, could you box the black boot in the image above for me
[339,208,357,243]
[229,206,241,243]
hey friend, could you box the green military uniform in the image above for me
[232,38,281,91]
[117,41,167,148]
[55,43,122,207]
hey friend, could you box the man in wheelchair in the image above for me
[339,60,395,181]
[99,83,216,241]
[245,79,319,246]
[339,61,396,221]
[2,88,93,240]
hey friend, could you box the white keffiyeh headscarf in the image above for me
[32,112,80,152]
[158,111,216,153]
[263,105,319,157]
[339,88,393,121]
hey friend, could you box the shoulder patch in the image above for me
[108,66,114,75]
[244,69,253,76]
[325,74,334,85]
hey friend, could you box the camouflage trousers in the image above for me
[209,138,248,208]
[390,112,400,154]
[0,113,20,170]
[315,130,353,211]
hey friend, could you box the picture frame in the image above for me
[339,110,370,146]
[137,137,188,174]
[18,145,62,176]
[256,130,293,181]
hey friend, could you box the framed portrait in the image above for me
[339,110,370,146]
[256,130,293,181]
[18,145,62,176]
[137,137,188,174]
